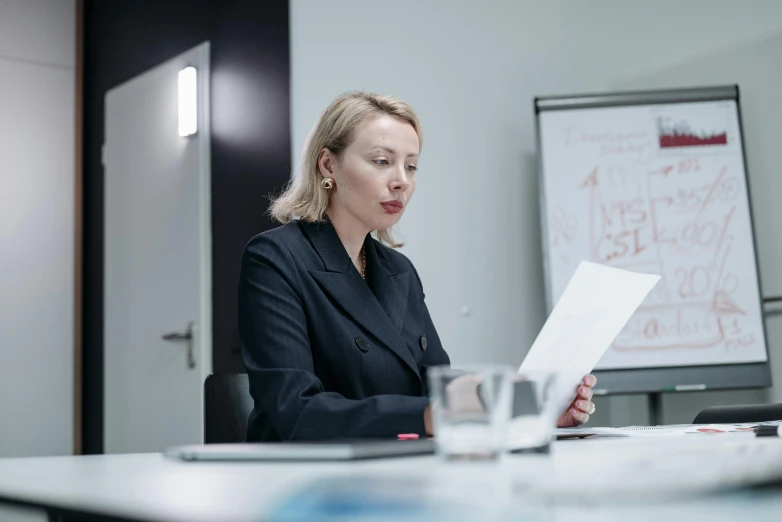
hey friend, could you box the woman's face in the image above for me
[320,114,420,232]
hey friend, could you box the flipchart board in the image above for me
[534,86,771,395]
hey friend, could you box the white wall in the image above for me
[0,0,75,457]
[291,0,782,426]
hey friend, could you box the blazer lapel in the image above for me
[365,239,410,334]
[301,221,419,378]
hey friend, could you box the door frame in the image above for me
[73,0,84,455]
[194,41,213,391]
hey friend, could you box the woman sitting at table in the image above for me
[238,91,597,442]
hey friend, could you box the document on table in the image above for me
[519,261,661,414]
[556,422,771,438]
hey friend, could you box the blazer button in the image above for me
[355,336,369,353]
[419,335,428,351]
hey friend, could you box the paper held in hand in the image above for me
[519,261,661,414]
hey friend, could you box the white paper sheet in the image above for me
[556,423,769,438]
[520,261,660,414]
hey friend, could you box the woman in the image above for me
[238,91,596,442]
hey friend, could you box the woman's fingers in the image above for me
[558,377,599,427]
[569,407,590,425]
[575,399,596,415]
[578,385,593,401]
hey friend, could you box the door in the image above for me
[104,42,211,453]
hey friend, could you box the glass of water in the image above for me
[428,364,514,461]
[505,371,559,454]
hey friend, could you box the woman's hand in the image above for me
[557,375,597,427]
[424,374,486,436]
[424,404,433,436]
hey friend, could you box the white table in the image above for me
[1,436,782,522]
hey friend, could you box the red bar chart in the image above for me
[657,116,728,149]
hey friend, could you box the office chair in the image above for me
[693,403,782,424]
[203,373,253,443]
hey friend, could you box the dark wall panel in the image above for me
[209,1,292,375]
[82,0,290,454]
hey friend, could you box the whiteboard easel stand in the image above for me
[648,393,663,426]
[535,85,776,427]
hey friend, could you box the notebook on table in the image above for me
[164,439,435,462]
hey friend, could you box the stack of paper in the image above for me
[558,420,781,438]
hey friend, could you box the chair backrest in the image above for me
[693,403,782,424]
[203,373,253,444]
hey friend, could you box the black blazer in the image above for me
[238,220,450,442]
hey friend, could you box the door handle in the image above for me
[162,321,196,369]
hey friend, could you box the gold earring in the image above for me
[321,177,334,190]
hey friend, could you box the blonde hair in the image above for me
[269,91,423,248]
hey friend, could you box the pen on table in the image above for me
[755,425,782,437]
